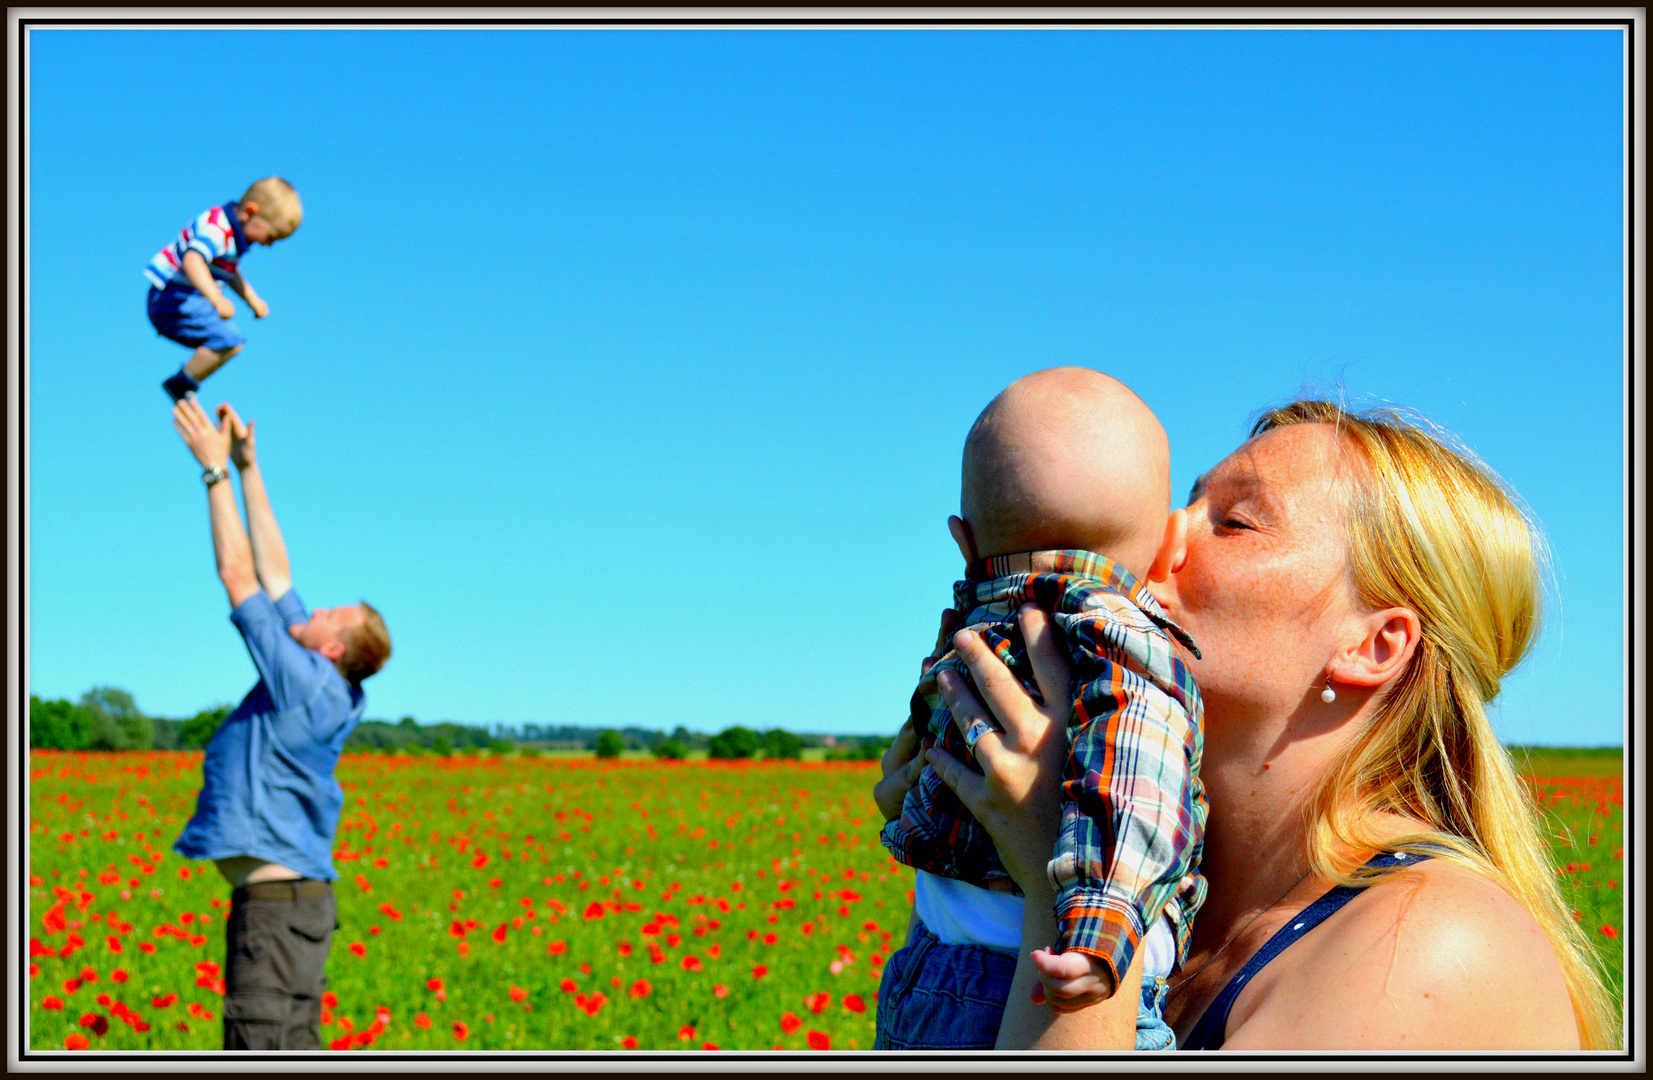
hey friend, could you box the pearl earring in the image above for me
[1320,680,1337,704]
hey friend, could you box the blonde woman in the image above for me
[877,400,1616,1050]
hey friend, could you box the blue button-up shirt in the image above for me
[173,589,364,882]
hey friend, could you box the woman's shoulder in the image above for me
[1228,856,1581,1050]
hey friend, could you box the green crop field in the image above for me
[25,747,1626,1052]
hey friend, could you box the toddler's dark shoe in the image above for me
[162,371,200,402]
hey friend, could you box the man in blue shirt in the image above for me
[170,396,391,1050]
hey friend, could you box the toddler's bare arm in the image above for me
[225,270,268,318]
[181,250,236,319]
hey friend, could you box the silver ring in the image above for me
[961,717,1002,755]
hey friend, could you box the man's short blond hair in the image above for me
[240,177,303,231]
[339,600,391,686]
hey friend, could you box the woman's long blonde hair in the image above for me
[1254,399,1618,1050]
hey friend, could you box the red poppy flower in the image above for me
[807,1030,830,1050]
[427,977,444,992]
[780,1011,802,1034]
[762,933,778,946]
[617,941,633,956]
[1602,925,1620,938]
[415,1012,431,1029]
[843,993,866,1014]
[42,995,65,1011]
[452,1021,470,1040]
[349,942,367,958]
[64,1034,89,1050]
[678,1024,696,1041]
[560,978,577,993]
[111,969,128,983]
[78,1013,110,1036]
[629,979,652,998]
[547,941,568,955]
[806,992,830,1014]
[491,924,508,944]
[138,943,155,954]
[682,955,702,971]
[322,991,338,1008]
[583,901,606,920]
[713,984,729,998]
[702,1042,720,1050]
[752,965,768,979]
[621,1035,638,1049]
[151,993,177,1008]
[509,985,528,1002]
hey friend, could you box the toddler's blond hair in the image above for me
[240,177,302,231]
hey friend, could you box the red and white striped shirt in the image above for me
[144,202,248,290]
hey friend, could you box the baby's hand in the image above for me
[214,297,236,319]
[1029,948,1116,1013]
[250,297,269,319]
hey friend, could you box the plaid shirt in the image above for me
[880,550,1208,986]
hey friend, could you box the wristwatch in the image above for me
[201,464,229,486]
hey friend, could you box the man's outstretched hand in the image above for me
[174,397,231,471]
[219,403,257,471]
[1029,947,1117,1013]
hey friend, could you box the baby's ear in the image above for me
[1147,508,1189,583]
[239,200,260,220]
[948,515,980,565]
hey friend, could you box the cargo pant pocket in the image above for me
[223,991,293,1051]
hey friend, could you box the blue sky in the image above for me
[25,26,1626,744]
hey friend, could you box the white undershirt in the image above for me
[914,869,1177,978]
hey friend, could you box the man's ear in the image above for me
[1147,508,1189,583]
[948,515,979,565]
[319,639,347,663]
[1332,607,1422,688]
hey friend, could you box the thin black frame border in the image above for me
[9,11,1641,1069]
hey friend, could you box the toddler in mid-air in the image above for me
[148,177,301,401]
[877,366,1207,1051]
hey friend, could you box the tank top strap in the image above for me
[1181,850,1431,1051]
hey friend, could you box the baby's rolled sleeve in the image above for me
[1045,619,1200,985]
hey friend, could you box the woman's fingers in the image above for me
[949,628,1041,752]
[924,744,990,817]
[1019,605,1074,722]
[880,718,919,779]
[936,668,1007,768]
[873,752,925,823]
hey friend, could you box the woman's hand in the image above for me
[874,718,926,823]
[872,608,960,822]
[925,604,1072,900]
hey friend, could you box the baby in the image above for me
[877,367,1207,1051]
[148,177,302,401]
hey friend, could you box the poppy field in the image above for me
[26,748,1627,1052]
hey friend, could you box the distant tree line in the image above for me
[28,687,894,760]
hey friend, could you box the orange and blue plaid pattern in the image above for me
[880,550,1208,987]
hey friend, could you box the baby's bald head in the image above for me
[961,367,1171,577]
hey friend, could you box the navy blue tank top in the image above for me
[1181,850,1431,1051]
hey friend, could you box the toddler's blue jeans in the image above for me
[874,918,1175,1051]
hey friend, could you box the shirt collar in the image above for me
[961,548,1201,659]
[223,201,249,255]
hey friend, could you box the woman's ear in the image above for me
[1147,508,1189,583]
[1333,607,1422,687]
[948,515,980,565]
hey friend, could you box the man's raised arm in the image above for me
[173,399,260,607]
[219,403,292,601]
